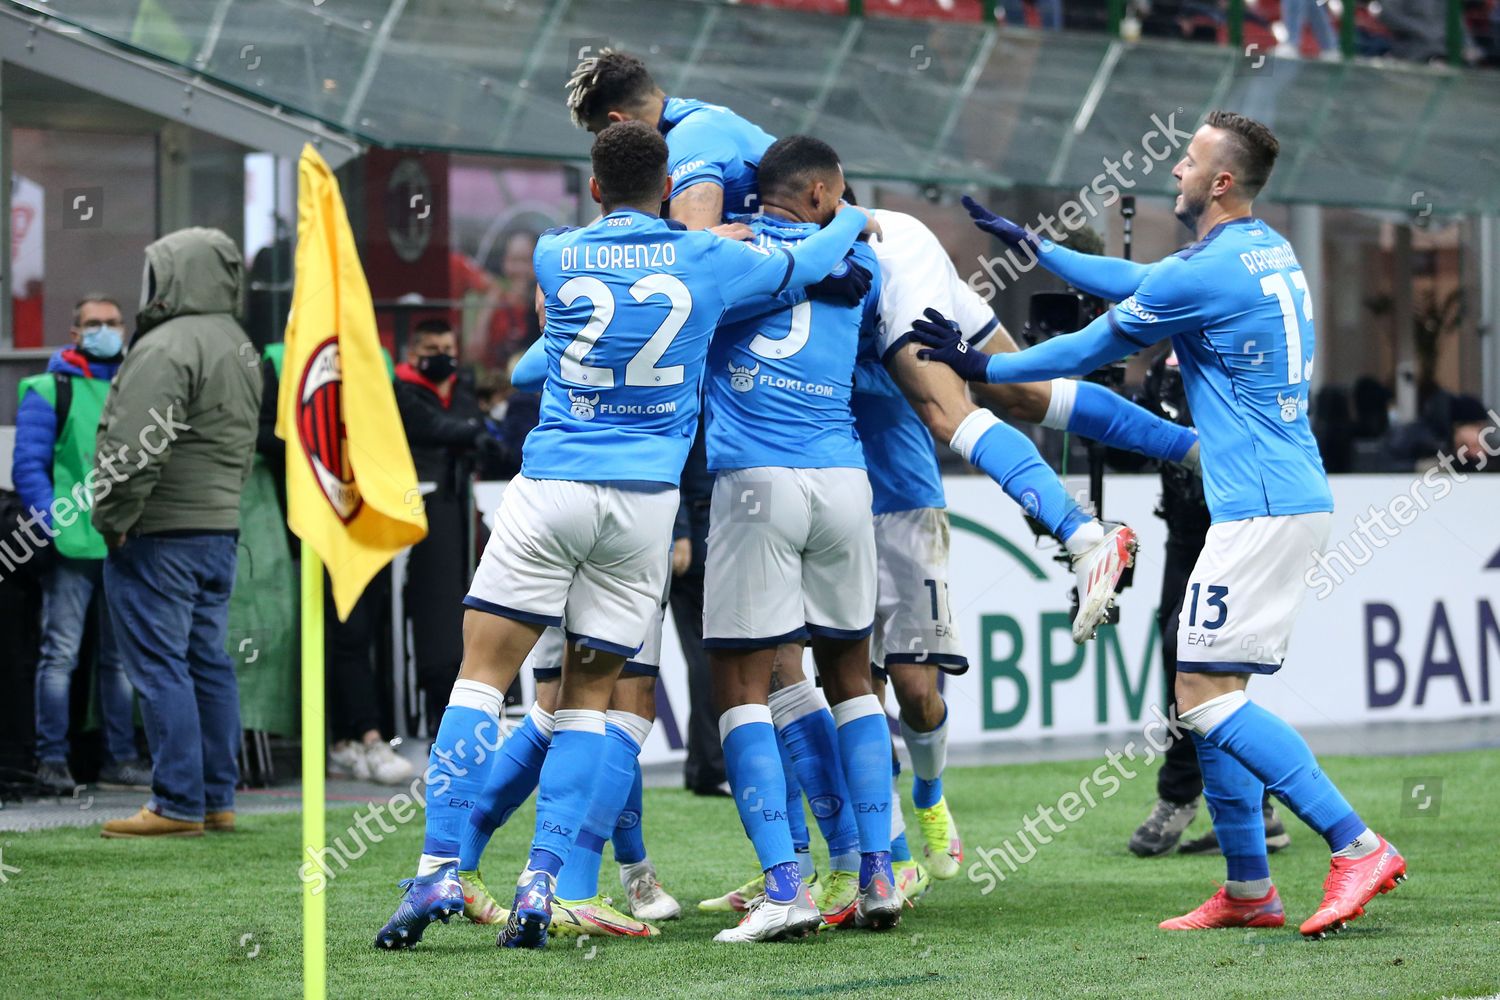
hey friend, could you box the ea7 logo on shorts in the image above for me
[727,360,759,392]
[1118,296,1157,323]
[569,388,600,420]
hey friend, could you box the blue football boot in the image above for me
[496,868,556,949]
[373,863,465,950]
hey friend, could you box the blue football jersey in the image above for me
[523,209,799,485]
[659,97,774,218]
[850,342,947,517]
[1106,218,1333,522]
[704,215,875,472]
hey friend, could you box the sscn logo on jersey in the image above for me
[728,360,759,392]
[569,389,600,420]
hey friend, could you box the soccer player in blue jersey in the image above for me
[372,120,875,951]
[566,49,774,229]
[912,111,1406,938]
[699,135,906,941]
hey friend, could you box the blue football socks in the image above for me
[420,680,504,872]
[460,704,552,871]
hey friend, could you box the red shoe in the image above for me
[1159,886,1285,930]
[1299,836,1406,938]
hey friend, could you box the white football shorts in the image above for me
[1175,511,1333,674]
[704,466,876,646]
[871,506,969,676]
[465,474,676,657]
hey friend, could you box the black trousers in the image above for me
[1157,532,1207,805]
[325,568,389,743]
[406,494,469,733]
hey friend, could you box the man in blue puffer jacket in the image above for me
[12,294,149,795]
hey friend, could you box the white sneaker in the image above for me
[364,738,415,785]
[1070,523,1138,644]
[712,886,821,943]
[328,740,371,780]
[621,862,682,922]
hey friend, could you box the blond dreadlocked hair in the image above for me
[564,48,657,130]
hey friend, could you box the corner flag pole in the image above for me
[301,541,326,1000]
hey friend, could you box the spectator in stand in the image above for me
[94,228,262,838]
[1001,0,1064,30]
[452,230,542,373]
[394,318,509,731]
[1277,0,1339,58]
[12,295,149,795]
[1363,0,1448,60]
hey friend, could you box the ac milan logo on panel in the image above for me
[297,336,362,523]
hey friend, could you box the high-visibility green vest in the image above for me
[17,372,111,559]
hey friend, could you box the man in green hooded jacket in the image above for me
[92,227,262,839]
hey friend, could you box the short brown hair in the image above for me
[1205,110,1279,198]
[72,294,121,326]
[590,120,668,208]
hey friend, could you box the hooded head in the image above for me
[136,227,245,336]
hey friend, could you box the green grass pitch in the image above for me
[3,750,1497,999]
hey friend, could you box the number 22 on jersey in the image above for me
[556,274,693,388]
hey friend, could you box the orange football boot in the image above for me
[1299,836,1406,938]
[1159,886,1286,930]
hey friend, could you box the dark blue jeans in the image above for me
[35,556,137,763]
[105,533,241,822]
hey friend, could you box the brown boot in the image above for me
[101,807,204,839]
[205,810,236,832]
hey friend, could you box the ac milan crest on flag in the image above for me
[296,336,361,523]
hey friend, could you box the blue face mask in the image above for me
[81,325,123,359]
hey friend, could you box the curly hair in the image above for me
[565,49,657,130]
[590,120,668,207]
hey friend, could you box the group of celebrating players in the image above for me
[373,48,1407,951]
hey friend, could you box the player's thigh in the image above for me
[704,467,810,644]
[872,507,969,674]
[801,467,876,636]
[466,475,594,627]
[567,485,679,657]
[1175,512,1332,681]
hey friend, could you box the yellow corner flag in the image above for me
[277,144,428,616]
[278,144,427,1000]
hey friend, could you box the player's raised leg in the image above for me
[884,346,1135,644]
